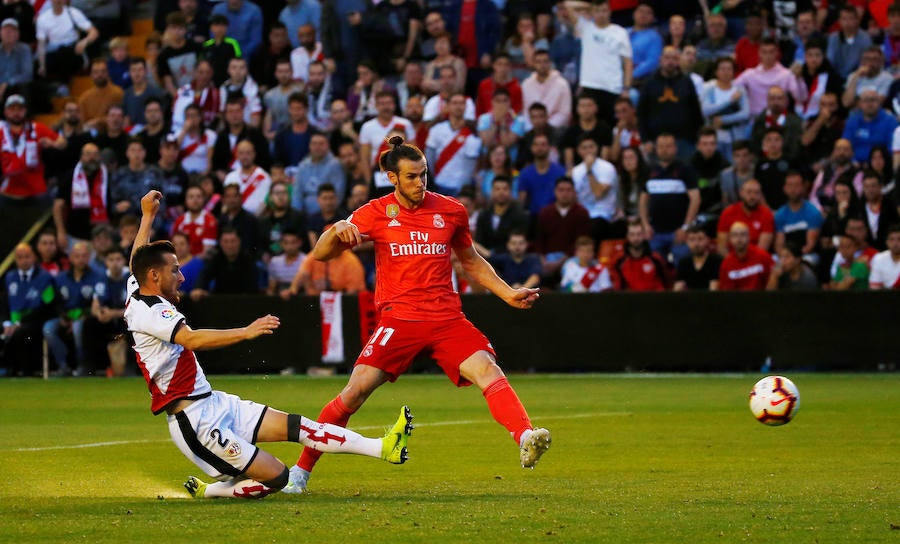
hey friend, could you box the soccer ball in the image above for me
[749,376,800,426]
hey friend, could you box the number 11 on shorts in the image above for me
[368,326,395,347]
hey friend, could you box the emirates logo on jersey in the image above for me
[433,214,445,228]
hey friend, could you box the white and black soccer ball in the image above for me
[749,375,800,426]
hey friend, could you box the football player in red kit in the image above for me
[285,136,551,493]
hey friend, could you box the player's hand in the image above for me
[140,190,162,217]
[332,220,363,246]
[506,287,540,309]
[245,314,280,339]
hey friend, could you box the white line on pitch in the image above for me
[10,412,627,452]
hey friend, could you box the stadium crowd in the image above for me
[3,0,900,376]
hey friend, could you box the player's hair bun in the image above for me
[388,135,405,147]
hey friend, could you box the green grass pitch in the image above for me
[1,373,898,543]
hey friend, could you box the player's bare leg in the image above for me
[286,365,391,493]
[459,350,551,468]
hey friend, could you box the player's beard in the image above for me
[397,185,425,206]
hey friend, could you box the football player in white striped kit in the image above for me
[125,190,412,499]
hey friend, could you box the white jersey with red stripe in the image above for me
[359,115,416,189]
[124,275,212,415]
[179,129,217,174]
[425,120,481,193]
[223,165,272,215]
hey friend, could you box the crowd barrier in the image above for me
[177,291,900,373]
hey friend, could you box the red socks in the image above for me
[296,395,355,471]
[482,377,532,444]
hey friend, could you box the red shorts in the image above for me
[354,315,495,386]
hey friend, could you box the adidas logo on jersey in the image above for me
[388,219,402,227]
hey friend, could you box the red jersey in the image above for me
[347,192,471,321]
[613,251,668,291]
[717,203,775,248]
[0,121,58,198]
[171,210,218,256]
[719,245,774,290]
[476,77,524,115]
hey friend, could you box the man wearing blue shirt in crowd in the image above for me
[518,133,567,216]
[842,89,898,163]
[490,231,542,289]
[42,242,103,376]
[774,171,824,258]
[280,0,321,49]
[2,244,56,376]
[211,0,263,59]
[293,133,345,215]
[628,4,662,86]
[82,247,130,375]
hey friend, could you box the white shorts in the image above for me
[167,391,268,481]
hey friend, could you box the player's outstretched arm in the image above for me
[456,245,540,309]
[310,220,363,261]
[130,190,162,270]
[173,315,280,351]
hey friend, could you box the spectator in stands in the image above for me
[177,0,208,45]
[718,141,753,207]
[211,0,263,59]
[87,224,112,275]
[767,242,819,290]
[223,140,271,216]
[842,46,892,109]
[695,14,734,76]
[827,5,872,79]
[396,61,424,114]
[273,91,316,167]
[259,179,307,258]
[662,14,690,50]
[418,10,445,62]
[122,58,165,127]
[280,0,320,49]
[476,175,530,255]
[606,97,639,164]
[811,138,863,214]
[336,140,367,193]
[53,142,111,248]
[202,14,240,87]
[404,94,428,150]
[78,58,124,132]
[423,64,476,123]
[305,61,334,132]
[1,243,56,376]
[290,23,323,84]
[251,22,292,93]
[774,171,823,257]
[436,0,501,93]
[105,37,130,90]
[865,145,892,187]
[801,91,844,169]
[42,241,100,375]
[490,230,542,289]
[191,226,261,299]
[174,103,214,175]
[518,132,566,217]
[134,97,167,165]
[561,94,611,172]
[637,46,703,159]
[219,57,262,127]
[168,234,200,297]
[84,246,128,375]
[170,59,219,132]
[795,39,843,124]
[534,176,590,280]
[733,10,762,73]
[293,132,344,215]
[36,0,98,82]
[617,145,647,218]
[560,235,613,292]
[717,179,774,254]
[475,52,522,115]
[476,88,525,157]
[0,94,64,204]
[786,9,820,66]
[157,11,200,97]
[156,142,188,223]
[640,132,699,264]
[290,229,366,296]
[700,57,749,161]
[516,102,557,170]
[718,222,774,291]
[263,59,303,139]
[843,89,898,163]
[423,93,480,197]
[735,38,808,119]
[363,0,422,77]
[348,60,389,123]
[345,182,370,214]
[861,169,900,250]
[476,144,518,202]
[92,104,128,166]
[326,99,358,153]
[821,183,865,259]
[674,225,721,291]
[754,128,801,210]
[267,228,306,299]
[43,100,91,188]
[0,1,35,46]
[35,229,68,277]
[111,138,163,220]
[305,183,348,248]
[172,184,217,257]
[212,95,271,182]
[502,13,546,82]
[614,219,667,291]
[0,18,32,100]
[691,128,729,217]
[572,134,619,243]
[561,0,633,126]
[216,182,260,256]
[628,3,661,87]
[521,49,571,129]
[830,233,870,290]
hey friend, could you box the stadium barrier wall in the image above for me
[176,292,900,373]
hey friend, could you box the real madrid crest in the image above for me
[433,214,445,228]
[386,204,400,219]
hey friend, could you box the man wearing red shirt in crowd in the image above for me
[613,219,668,291]
[171,185,218,256]
[476,53,523,115]
[285,136,551,493]
[719,222,774,290]
[0,95,65,200]
[716,179,774,255]
[734,11,764,73]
